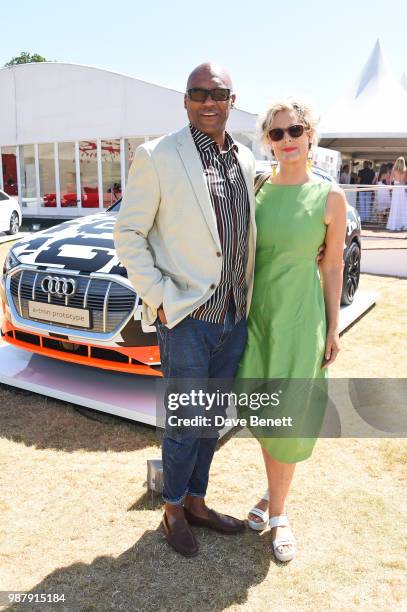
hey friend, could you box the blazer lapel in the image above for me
[176,127,221,250]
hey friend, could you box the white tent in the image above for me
[319,40,407,161]
[401,72,407,93]
[0,62,256,146]
[0,63,258,218]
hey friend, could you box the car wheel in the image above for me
[6,211,20,235]
[341,242,360,305]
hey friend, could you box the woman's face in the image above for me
[269,109,311,166]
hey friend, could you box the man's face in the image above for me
[184,71,235,139]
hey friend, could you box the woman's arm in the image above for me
[320,186,347,367]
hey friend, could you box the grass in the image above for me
[0,239,406,611]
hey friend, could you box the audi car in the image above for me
[0,166,360,376]
[0,210,161,376]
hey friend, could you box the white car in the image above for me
[0,190,22,235]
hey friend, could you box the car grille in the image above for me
[9,270,136,334]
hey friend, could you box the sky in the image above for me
[2,0,407,117]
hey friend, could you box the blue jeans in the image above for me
[156,299,247,504]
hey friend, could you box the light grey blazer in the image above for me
[113,125,257,329]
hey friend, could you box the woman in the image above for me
[387,157,407,231]
[376,163,391,223]
[236,99,347,562]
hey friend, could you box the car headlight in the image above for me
[2,249,20,275]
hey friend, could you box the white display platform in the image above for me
[361,249,407,278]
[0,342,159,425]
[0,232,29,245]
[339,290,377,333]
[0,291,377,425]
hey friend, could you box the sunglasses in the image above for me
[187,87,231,102]
[268,124,305,142]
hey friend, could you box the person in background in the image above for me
[339,164,351,184]
[369,161,377,184]
[376,163,391,223]
[357,160,375,222]
[387,157,407,231]
[345,168,358,207]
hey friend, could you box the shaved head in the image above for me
[186,62,233,90]
[184,62,235,146]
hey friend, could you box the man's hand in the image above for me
[316,243,326,265]
[157,305,167,324]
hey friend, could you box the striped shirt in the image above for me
[190,124,250,324]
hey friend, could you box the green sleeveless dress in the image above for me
[236,180,331,463]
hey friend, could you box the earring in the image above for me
[270,148,277,177]
[307,143,313,171]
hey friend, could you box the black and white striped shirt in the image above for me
[190,125,250,324]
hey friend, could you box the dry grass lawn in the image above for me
[0,239,406,611]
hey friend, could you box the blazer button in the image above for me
[216,251,222,257]
[210,283,216,290]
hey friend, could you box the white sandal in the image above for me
[269,515,296,562]
[247,490,269,531]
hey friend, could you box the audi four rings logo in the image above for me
[41,276,77,296]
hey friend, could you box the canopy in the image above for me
[319,40,407,160]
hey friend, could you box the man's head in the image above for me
[363,161,369,169]
[184,62,235,143]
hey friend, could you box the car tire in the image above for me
[341,242,360,306]
[6,211,19,235]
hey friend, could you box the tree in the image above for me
[4,52,47,67]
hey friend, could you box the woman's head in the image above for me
[259,98,319,167]
[378,163,388,180]
[393,156,406,175]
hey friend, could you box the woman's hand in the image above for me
[157,305,168,324]
[322,328,340,368]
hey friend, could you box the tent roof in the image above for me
[0,62,256,146]
[320,40,407,138]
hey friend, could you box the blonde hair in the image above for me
[259,98,319,149]
[393,156,407,175]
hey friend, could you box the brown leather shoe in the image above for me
[184,507,245,534]
[160,512,199,557]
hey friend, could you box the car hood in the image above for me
[11,212,127,275]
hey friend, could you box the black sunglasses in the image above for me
[268,124,305,142]
[187,87,231,102]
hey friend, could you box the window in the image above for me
[58,142,77,208]
[1,147,18,197]
[79,140,99,208]
[19,145,37,208]
[101,139,121,208]
[38,143,56,208]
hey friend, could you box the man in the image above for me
[114,63,256,557]
[357,160,376,221]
